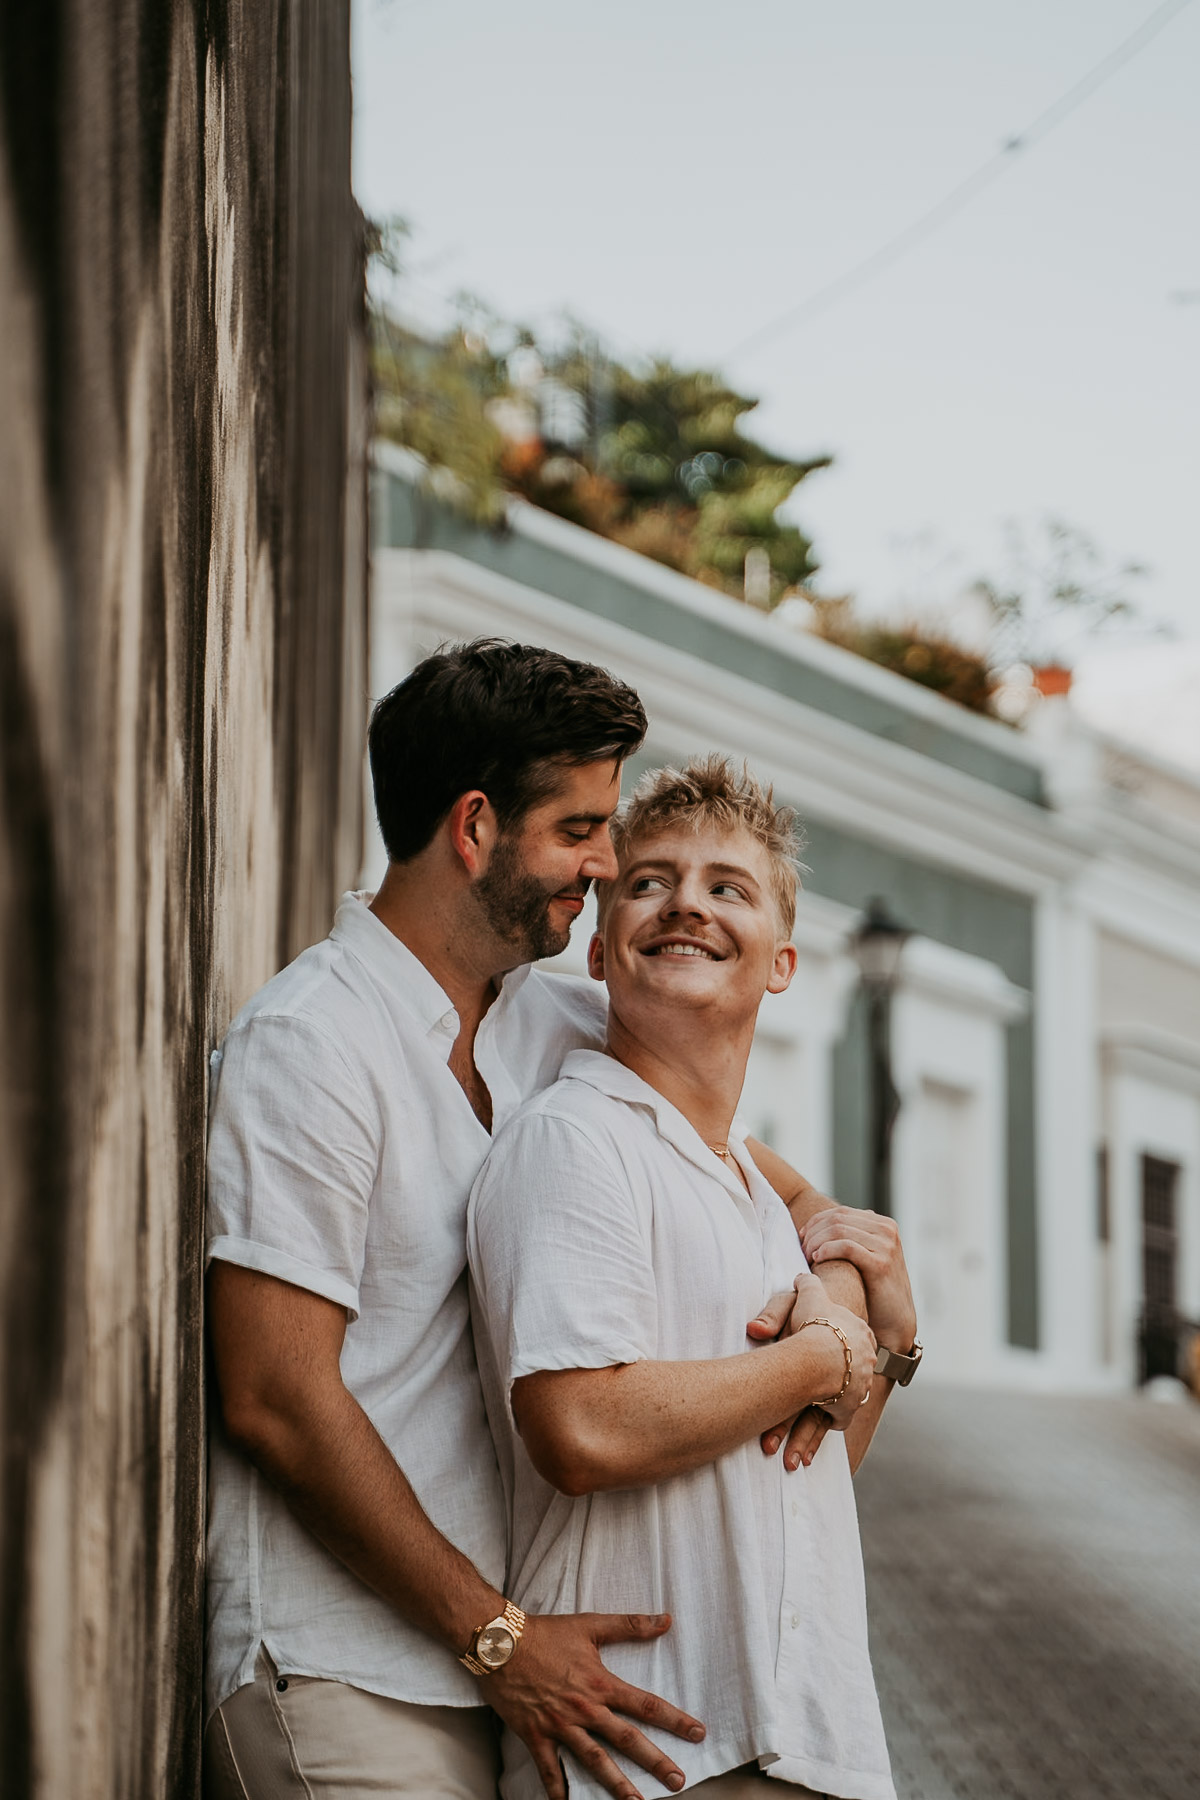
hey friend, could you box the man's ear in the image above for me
[766,940,798,996]
[586,930,606,983]
[446,790,497,878]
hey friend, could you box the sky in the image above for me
[352,0,1200,762]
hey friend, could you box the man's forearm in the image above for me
[842,1371,892,1475]
[811,1256,867,1317]
[514,1318,870,1495]
[233,1376,501,1655]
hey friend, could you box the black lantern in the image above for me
[849,898,913,1217]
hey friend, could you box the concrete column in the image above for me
[1033,890,1102,1384]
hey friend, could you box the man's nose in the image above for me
[583,831,620,883]
[662,876,709,918]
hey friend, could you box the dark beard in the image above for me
[475,833,583,962]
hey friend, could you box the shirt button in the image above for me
[791,1501,799,1518]
[791,1614,800,1630]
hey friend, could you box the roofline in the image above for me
[371,439,1043,771]
[375,543,1095,894]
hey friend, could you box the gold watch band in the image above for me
[460,1599,527,1676]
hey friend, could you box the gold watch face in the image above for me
[476,1622,516,1668]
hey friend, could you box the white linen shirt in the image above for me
[204,892,606,1720]
[468,1050,895,1800]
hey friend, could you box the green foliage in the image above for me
[805,599,999,716]
[366,225,1085,723]
[367,247,829,603]
[372,317,509,525]
[857,627,996,712]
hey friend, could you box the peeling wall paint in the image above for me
[0,4,366,1793]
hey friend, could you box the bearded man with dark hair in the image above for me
[204,645,915,1800]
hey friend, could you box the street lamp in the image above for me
[849,898,913,1217]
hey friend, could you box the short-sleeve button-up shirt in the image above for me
[468,1050,895,1800]
[204,893,606,1718]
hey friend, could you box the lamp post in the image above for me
[849,898,912,1217]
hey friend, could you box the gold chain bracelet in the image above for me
[794,1316,853,1408]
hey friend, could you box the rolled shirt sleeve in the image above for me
[206,1015,377,1318]
[469,1104,658,1409]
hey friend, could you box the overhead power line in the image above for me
[725,0,1196,364]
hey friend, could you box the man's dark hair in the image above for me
[369,639,647,863]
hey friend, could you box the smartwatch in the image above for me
[874,1337,923,1386]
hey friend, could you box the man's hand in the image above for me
[747,1279,827,1469]
[487,1612,704,1800]
[744,1144,874,1467]
[785,1272,876,1430]
[747,1253,863,1466]
[799,1205,917,1352]
[748,1272,875,1463]
[750,1209,916,1467]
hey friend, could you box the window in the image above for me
[1139,1154,1180,1383]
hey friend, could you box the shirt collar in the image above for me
[331,892,535,1040]
[559,1047,751,1204]
[331,892,456,1035]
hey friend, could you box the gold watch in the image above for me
[460,1600,527,1675]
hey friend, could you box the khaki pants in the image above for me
[203,1650,500,1798]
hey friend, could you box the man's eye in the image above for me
[712,883,744,900]
[632,875,665,893]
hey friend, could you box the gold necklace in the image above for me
[706,1139,751,1195]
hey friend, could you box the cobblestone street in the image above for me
[855,1386,1200,1800]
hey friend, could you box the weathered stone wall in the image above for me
[0,3,366,1793]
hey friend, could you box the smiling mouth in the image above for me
[643,941,723,960]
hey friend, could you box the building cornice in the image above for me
[373,448,1200,897]
[1074,857,1200,974]
[377,545,1094,897]
[371,444,1046,807]
[900,936,1030,1024]
[504,488,1044,770]
[1102,1025,1200,1097]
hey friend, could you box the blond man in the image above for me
[468,758,901,1800]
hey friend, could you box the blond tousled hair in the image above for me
[600,754,805,936]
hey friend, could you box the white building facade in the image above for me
[369,444,1200,1393]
